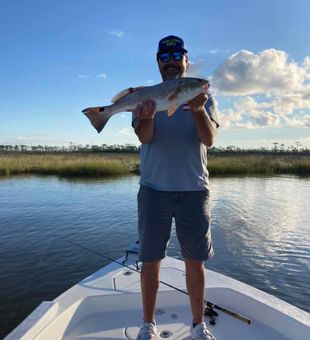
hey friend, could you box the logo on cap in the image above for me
[158,35,187,53]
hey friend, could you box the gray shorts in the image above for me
[137,186,214,262]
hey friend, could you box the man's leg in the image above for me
[185,258,205,324]
[141,260,161,323]
[137,187,173,322]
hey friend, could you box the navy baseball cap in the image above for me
[157,35,187,53]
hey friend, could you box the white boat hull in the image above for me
[5,248,310,339]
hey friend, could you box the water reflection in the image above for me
[0,175,309,337]
[208,176,310,310]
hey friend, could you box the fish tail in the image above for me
[82,106,114,133]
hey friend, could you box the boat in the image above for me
[5,240,310,340]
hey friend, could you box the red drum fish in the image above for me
[82,77,209,133]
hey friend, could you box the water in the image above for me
[0,175,309,337]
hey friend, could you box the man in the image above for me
[132,35,219,340]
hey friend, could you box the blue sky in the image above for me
[1,0,309,149]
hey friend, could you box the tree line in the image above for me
[0,143,309,155]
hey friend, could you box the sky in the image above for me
[0,0,309,149]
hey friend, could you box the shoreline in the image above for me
[0,152,309,177]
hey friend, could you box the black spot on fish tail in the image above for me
[84,110,110,133]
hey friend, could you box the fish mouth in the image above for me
[201,83,209,93]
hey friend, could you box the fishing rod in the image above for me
[60,238,251,325]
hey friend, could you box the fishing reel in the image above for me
[204,303,218,325]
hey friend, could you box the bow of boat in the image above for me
[5,249,310,340]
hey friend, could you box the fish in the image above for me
[82,77,210,133]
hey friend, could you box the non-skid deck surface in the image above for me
[62,291,285,340]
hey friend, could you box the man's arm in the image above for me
[133,100,156,144]
[188,93,218,147]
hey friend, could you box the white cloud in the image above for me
[211,49,310,129]
[109,29,124,38]
[186,59,206,77]
[272,93,310,116]
[78,74,90,79]
[283,114,310,128]
[97,73,107,79]
[208,48,230,54]
[304,56,310,70]
[300,136,310,147]
[117,128,134,136]
[218,95,310,129]
[212,49,309,96]
[78,73,108,79]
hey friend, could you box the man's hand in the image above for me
[188,93,208,112]
[135,99,156,120]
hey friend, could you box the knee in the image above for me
[141,260,161,277]
[184,258,205,272]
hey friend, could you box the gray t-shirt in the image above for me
[132,92,219,191]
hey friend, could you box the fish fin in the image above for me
[82,106,114,133]
[167,104,179,116]
[111,86,145,103]
[168,87,182,101]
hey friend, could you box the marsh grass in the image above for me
[0,153,140,178]
[0,152,309,178]
[208,154,310,176]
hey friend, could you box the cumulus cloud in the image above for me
[212,49,310,129]
[283,114,310,128]
[219,97,278,129]
[272,93,310,116]
[212,49,309,95]
[304,56,310,70]
[219,95,310,129]
[186,60,206,77]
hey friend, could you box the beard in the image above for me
[161,65,183,80]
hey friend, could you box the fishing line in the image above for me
[59,237,251,324]
[3,238,53,335]
[4,236,251,337]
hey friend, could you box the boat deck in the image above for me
[60,291,287,340]
[6,254,310,339]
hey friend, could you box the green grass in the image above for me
[208,154,310,176]
[0,153,140,178]
[0,152,309,178]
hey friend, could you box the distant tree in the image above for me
[273,142,279,152]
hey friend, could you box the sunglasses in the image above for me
[157,51,184,63]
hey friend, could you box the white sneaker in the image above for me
[190,322,216,340]
[136,321,157,339]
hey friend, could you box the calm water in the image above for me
[0,175,309,337]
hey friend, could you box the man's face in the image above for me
[157,51,189,80]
